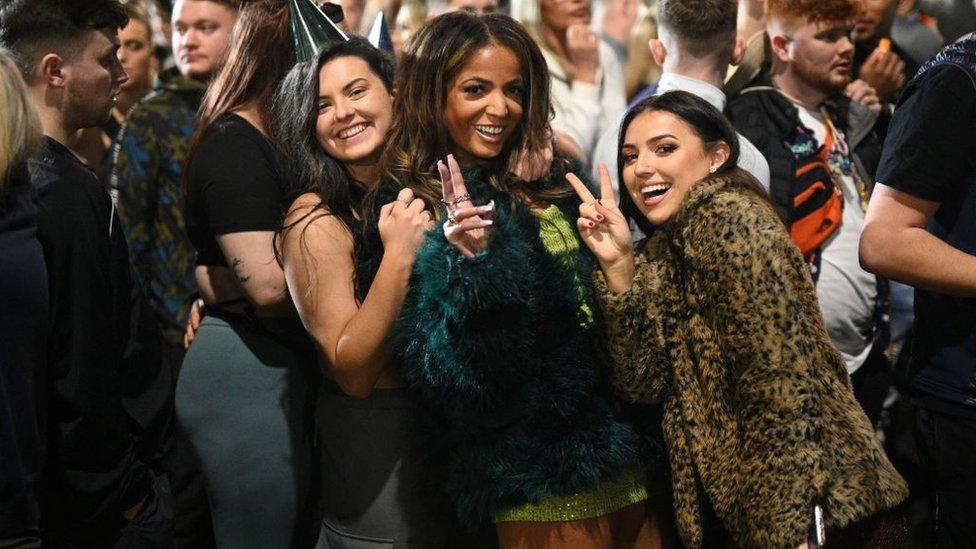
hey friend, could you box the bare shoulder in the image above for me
[282,193,353,252]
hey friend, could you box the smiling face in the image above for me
[314,55,393,168]
[443,44,525,165]
[621,110,729,226]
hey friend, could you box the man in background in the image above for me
[861,31,976,547]
[111,0,238,546]
[0,0,171,545]
[592,0,770,203]
[727,0,891,426]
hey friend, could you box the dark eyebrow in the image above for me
[342,78,369,94]
[622,133,676,149]
[461,76,492,86]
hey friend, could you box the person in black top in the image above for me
[860,33,976,547]
[0,1,172,546]
[176,1,318,547]
[0,48,45,548]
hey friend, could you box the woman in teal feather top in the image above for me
[357,12,669,548]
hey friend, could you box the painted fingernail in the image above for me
[587,221,596,228]
[481,220,493,226]
[596,215,604,221]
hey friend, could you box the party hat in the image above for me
[366,11,394,55]
[289,0,348,63]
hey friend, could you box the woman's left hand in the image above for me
[440,154,494,259]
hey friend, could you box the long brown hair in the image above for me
[379,12,563,211]
[183,0,295,191]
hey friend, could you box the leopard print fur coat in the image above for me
[595,172,907,548]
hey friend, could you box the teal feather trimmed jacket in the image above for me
[357,164,659,524]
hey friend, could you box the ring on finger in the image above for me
[450,193,470,207]
[447,210,459,225]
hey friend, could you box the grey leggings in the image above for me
[316,381,450,548]
[176,312,315,549]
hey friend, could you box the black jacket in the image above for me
[28,138,168,535]
[726,72,882,257]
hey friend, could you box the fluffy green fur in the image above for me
[358,165,661,524]
[597,172,908,548]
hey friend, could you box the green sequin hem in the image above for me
[491,469,648,523]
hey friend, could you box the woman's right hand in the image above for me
[566,163,633,267]
[566,23,600,84]
[439,154,494,259]
[378,187,434,263]
[184,298,205,350]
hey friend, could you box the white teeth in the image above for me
[641,183,669,193]
[475,125,504,136]
[338,123,368,139]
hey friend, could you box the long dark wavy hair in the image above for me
[272,38,395,281]
[617,90,765,235]
[378,11,569,212]
[182,0,295,193]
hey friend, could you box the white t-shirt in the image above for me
[797,106,877,375]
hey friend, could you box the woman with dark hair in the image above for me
[272,37,451,547]
[360,12,667,547]
[569,90,908,548]
[175,1,317,546]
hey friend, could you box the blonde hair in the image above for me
[0,47,42,188]
[625,7,662,100]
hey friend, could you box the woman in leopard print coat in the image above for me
[567,91,907,548]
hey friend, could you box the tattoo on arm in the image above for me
[232,257,251,285]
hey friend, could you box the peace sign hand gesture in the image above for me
[440,154,494,259]
[566,164,636,293]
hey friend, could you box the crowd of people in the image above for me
[0,0,974,547]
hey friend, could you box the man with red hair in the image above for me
[727,0,893,428]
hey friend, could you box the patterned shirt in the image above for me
[111,68,205,345]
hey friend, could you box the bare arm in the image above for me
[280,191,430,398]
[216,231,292,314]
[860,183,976,296]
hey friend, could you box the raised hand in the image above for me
[440,154,494,259]
[378,187,434,262]
[566,162,634,278]
[844,78,882,114]
[858,48,905,103]
[566,23,600,84]
[510,133,554,182]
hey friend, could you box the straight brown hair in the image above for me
[182,0,295,193]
